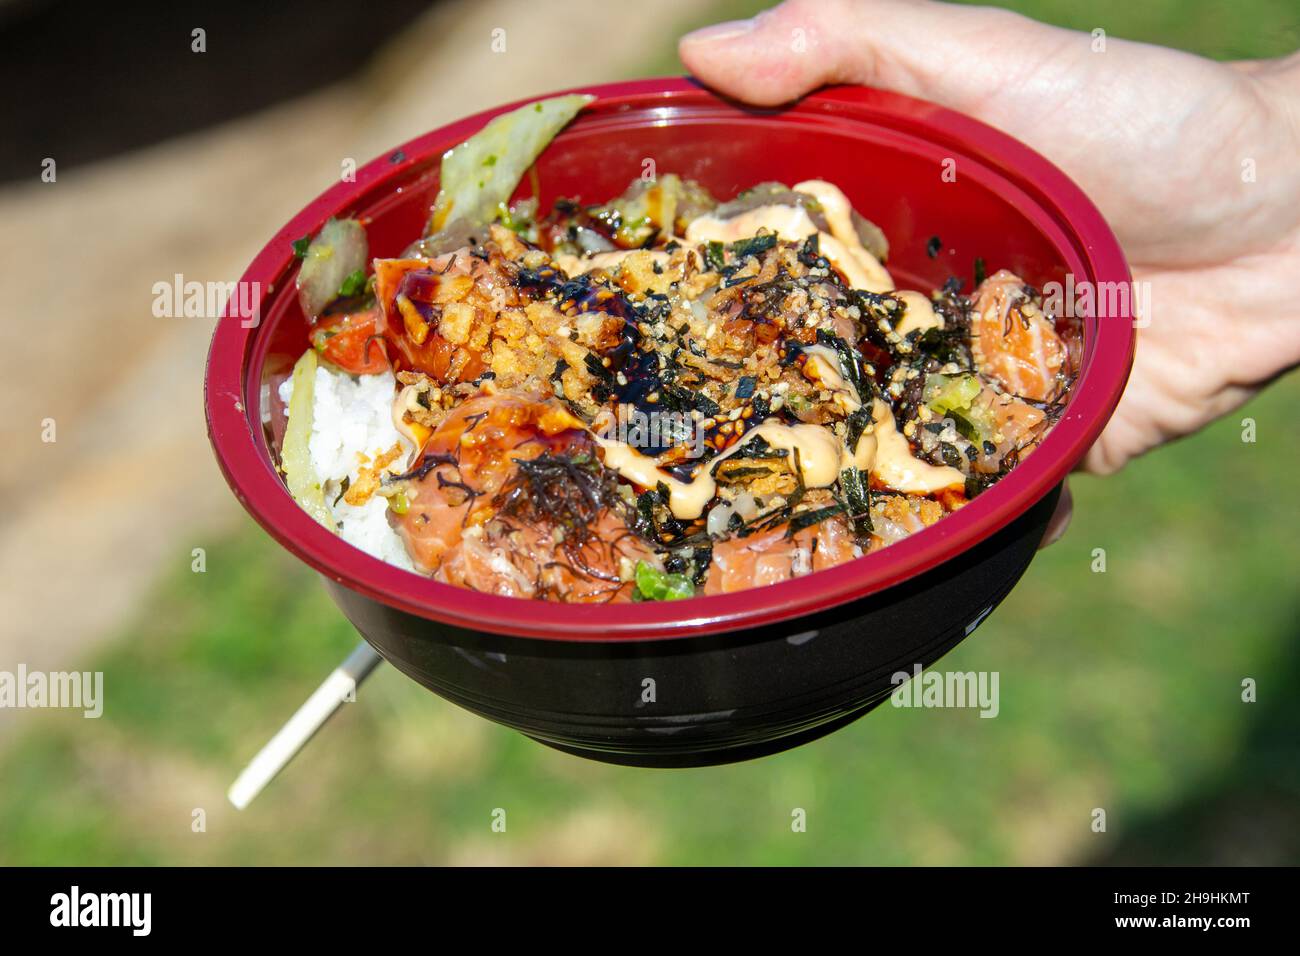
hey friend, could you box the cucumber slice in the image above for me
[282,349,336,530]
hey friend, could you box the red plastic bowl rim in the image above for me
[205,77,1134,642]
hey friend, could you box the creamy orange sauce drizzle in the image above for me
[893,290,943,336]
[791,180,893,293]
[684,201,893,294]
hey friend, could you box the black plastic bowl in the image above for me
[328,488,1056,766]
[205,80,1133,766]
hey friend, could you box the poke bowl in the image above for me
[205,77,1134,766]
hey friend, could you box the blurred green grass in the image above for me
[2,0,1297,864]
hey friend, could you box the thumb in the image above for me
[679,0,1083,114]
[680,0,1248,260]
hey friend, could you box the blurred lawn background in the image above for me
[2,0,1297,865]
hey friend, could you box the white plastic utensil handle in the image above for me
[227,642,383,810]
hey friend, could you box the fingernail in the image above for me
[682,18,756,44]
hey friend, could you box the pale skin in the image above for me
[680,0,1300,542]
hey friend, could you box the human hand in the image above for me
[680,0,1300,480]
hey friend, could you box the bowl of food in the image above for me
[206,77,1133,766]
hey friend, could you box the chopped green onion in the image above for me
[337,268,367,298]
[924,373,982,417]
[925,373,992,441]
[633,560,694,601]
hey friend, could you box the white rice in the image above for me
[279,365,416,572]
